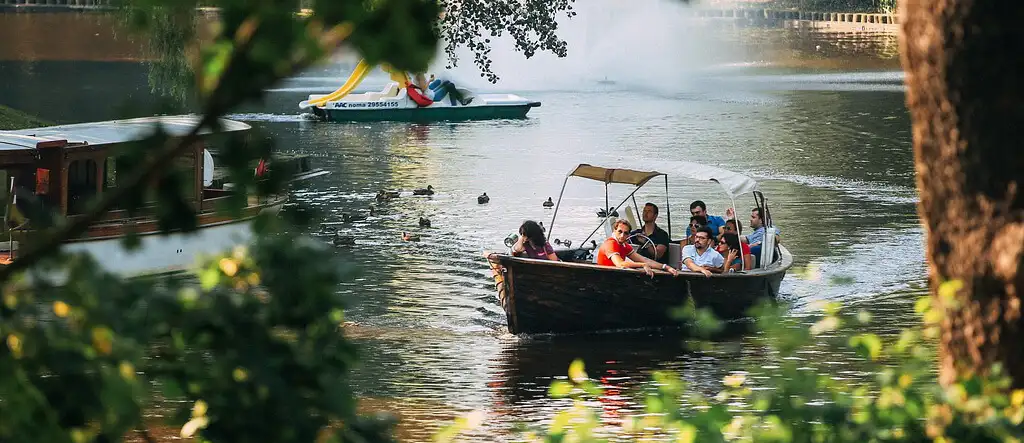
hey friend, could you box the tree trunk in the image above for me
[899,0,1024,386]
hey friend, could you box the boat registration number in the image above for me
[332,101,400,109]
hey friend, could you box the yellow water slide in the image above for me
[299,59,374,108]
[384,64,411,86]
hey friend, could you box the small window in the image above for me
[68,159,99,215]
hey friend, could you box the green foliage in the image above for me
[439,294,1024,442]
[117,0,198,104]
[0,104,51,130]
[436,0,577,83]
[122,0,586,102]
[2,0,441,441]
[0,223,384,443]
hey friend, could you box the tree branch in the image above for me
[0,19,342,283]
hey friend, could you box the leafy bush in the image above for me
[441,282,1024,442]
[1,1,441,442]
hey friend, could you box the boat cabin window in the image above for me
[100,152,197,209]
[103,157,117,190]
[67,159,99,215]
[174,150,197,203]
[0,169,8,225]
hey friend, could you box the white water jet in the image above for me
[428,0,742,93]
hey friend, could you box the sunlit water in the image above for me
[0,6,923,441]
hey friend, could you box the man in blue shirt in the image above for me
[741,207,781,265]
[685,200,728,237]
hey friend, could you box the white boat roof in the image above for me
[0,115,250,152]
[568,161,757,198]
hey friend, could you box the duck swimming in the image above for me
[478,193,490,204]
[376,190,400,203]
[402,232,421,242]
[597,207,619,218]
[418,217,431,228]
[543,197,554,207]
[413,185,435,196]
[341,213,367,223]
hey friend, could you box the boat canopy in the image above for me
[0,115,251,152]
[656,160,758,198]
[567,161,757,198]
[568,164,665,187]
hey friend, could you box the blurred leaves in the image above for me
[440,290,1024,443]
[0,222,381,442]
[1,0,441,441]
[124,0,583,102]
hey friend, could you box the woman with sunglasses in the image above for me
[596,220,679,277]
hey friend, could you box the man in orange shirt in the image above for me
[596,220,679,277]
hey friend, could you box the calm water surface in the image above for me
[0,10,924,441]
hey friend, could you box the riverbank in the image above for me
[0,103,50,129]
[691,1,900,34]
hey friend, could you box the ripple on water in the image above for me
[245,59,920,441]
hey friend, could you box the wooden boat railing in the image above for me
[488,246,792,279]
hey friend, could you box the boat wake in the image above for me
[781,227,926,316]
[750,171,919,205]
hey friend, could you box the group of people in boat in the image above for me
[511,200,777,277]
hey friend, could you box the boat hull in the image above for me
[313,103,540,123]
[4,201,285,280]
[487,245,792,335]
[66,208,279,278]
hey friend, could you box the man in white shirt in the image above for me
[681,227,724,278]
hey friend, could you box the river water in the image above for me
[0,7,923,442]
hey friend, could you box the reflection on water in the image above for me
[0,11,924,442]
[246,76,922,439]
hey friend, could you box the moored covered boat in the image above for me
[0,116,285,278]
[487,162,792,334]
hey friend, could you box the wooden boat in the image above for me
[487,162,792,335]
[0,115,286,277]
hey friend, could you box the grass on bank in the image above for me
[0,104,51,130]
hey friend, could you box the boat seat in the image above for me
[667,243,682,270]
[624,206,638,230]
[381,81,401,97]
[602,216,616,240]
[362,82,401,101]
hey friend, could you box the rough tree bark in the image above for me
[900,0,1024,386]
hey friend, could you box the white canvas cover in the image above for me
[654,160,758,198]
